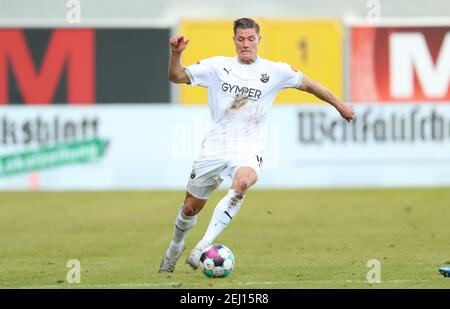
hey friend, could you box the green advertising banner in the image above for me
[0,138,108,176]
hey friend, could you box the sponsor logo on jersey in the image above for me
[260,73,269,83]
[221,83,262,99]
[223,68,231,75]
[190,169,196,179]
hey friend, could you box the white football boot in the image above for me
[158,241,186,273]
[185,240,210,270]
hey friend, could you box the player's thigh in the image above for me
[229,154,262,192]
[186,158,226,206]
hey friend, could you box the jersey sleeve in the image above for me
[185,57,217,88]
[277,62,303,89]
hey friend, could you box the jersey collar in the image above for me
[235,56,260,66]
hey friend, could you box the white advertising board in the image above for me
[1,104,449,190]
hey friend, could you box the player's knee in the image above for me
[235,178,251,193]
[182,203,198,216]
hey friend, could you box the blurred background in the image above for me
[0,0,449,191]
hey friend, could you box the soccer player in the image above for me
[159,18,354,273]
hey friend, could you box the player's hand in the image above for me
[337,102,355,123]
[170,35,190,55]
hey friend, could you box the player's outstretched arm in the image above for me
[297,75,354,123]
[168,35,191,84]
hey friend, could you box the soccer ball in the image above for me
[199,244,235,278]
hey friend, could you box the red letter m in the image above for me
[0,29,95,104]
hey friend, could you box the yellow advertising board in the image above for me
[178,19,342,104]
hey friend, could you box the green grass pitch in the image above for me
[1,188,450,288]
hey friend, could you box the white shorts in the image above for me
[187,154,263,200]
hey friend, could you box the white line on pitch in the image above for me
[4,279,430,289]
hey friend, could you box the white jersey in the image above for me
[185,56,303,160]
